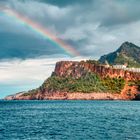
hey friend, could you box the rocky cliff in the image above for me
[5,60,140,100]
[54,61,140,81]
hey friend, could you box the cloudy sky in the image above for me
[0,0,140,98]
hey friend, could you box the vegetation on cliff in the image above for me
[128,80,140,91]
[39,73,125,94]
[22,89,39,96]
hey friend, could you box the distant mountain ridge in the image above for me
[99,42,140,67]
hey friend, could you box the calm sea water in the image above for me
[0,100,140,140]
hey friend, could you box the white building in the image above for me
[113,64,127,69]
[113,64,140,73]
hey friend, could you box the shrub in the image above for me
[40,73,125,94]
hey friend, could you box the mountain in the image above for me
[99,42,140,67]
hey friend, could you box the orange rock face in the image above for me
[54,61,140,81]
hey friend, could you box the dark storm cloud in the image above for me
[41,0,140,27]
[0,0,140,59]
[0,32,64,59]
[40,0,94,7]
[98,0,140,27]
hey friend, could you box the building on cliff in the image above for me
[113,64,127,69]
[113,63,140,73]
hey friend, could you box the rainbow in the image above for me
[0,7,80,56]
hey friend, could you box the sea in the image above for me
[0,100,140,140]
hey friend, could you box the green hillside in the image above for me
[99,42,140,67]
[23,72,125,96]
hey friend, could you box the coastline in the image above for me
[4,92,134,100]
[4,60,140,101]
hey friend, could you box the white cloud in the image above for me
[8,0,71,20]
[0,56,88,86]
[0,0,72,36]
[60,23,99,41]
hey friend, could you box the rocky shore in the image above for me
[4,92,125,100]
